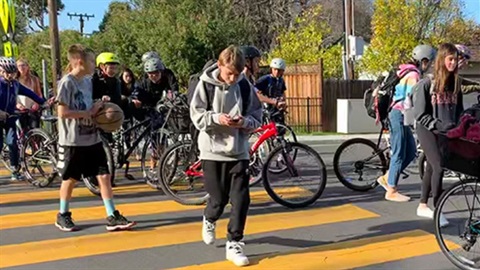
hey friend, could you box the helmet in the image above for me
[144,58,165,73]
[96,52,120,67]
[270,58,286,70]
[240,45,261,59]
[456,44,471,69]
[412,45,436,62]
[142,51,160,63]
[0,57,17,73]
[455,44,471,60]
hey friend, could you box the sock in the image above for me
[59,199,69,214]
[103,198,116,217]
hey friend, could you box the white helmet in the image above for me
[270,58,286,70]
[0,57,17,74]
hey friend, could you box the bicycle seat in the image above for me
[41,115,58,122]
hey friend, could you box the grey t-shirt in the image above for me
[56,74,101,146]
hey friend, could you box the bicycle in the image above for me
[433,133,480,270]
[157,110,326,208]
[1,111,27,174]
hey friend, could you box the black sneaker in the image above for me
[55,212,76,232]
[106,210,136,231]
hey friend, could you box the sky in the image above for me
[56,0,480,34]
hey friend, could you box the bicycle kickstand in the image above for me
[124,160,136,181]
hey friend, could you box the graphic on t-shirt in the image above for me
[73,86,96,136]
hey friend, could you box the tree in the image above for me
[360,0,479,75]
[126,0,252,83]
[14,0,64,31]
[269,4,343,78]
[18,29,87,82]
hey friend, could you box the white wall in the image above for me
[337,99,380,133]
[337,96,479,134]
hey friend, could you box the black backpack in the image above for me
[187,60,251,115]
[365,68,418,126]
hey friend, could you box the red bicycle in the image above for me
[157,111,327,208]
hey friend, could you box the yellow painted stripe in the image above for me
[172,230,460,270]
[0,184,154,204]
[0,204,378,268]
[0,187,311,230]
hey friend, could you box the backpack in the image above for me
[187,60,251,115]
[365,68,418,127]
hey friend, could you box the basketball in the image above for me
[94,102,124,132]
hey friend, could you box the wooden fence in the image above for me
[321,79,373,132]
[263,60,373,133]
[282,61,323,132]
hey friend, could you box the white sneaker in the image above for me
[439,213,450,228]
[417,206,434,219]
[226,241,249,267]
[202,216,216,245]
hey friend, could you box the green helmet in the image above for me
[96,52,120,67]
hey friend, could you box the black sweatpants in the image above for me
[202,160,250,242]
[417,124,444,206]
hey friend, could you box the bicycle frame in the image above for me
[184,121,279,178]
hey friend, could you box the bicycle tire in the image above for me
[140,133,165,189]
[333,138,387,192]
[21,129,58,187]
[83,138,116,196]
[434,179,480,270]
[262,142,327,208]
[157,141,208,205]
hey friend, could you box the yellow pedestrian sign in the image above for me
[0,0,9,34]
[2,40,17,57]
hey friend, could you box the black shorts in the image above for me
[57,143,110,181]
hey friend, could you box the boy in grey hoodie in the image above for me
[190,45,262,267]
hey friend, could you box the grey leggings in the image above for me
[417,124,444,206]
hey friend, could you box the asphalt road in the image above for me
[0,140,463,270]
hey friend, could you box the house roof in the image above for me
[469,45,480,62]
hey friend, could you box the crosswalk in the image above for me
[0,164,458,270]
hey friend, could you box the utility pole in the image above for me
[344,0,354,80]
[48,0,61,93]
[67,12,94,35]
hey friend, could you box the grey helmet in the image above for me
[141,51,160,63]
[144,58,165,73]
[412,45,436,62]
[0,57,17,73]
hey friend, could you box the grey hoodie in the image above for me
[190,64,262,161]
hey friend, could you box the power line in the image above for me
[67,12,94,35]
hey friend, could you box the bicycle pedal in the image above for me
[125,174,136,181]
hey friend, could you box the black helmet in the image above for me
[240,45,261,59]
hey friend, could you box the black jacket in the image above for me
[133,68,179,107]
[92,70,122,106]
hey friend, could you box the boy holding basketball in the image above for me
[190,45,262,267]
[55,44,136,232]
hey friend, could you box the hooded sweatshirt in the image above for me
[413,75,463,131]
[190,64,262,161]
[391,64,421,112]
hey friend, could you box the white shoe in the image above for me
[439,213,450,228]
[417,206,434,219]
[202,216,216,245]
[226,241,249,267]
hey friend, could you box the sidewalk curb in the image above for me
[297,134,379,143]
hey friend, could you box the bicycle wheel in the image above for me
[435,179,480,270]
[82,139,116,196]
[248,132,274,187]
[157,141,208,205]
[268,124,298,174]
[333,138,387,192]
[262,142,327,208]
[140,132,166,189]
[22,129,59,187]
